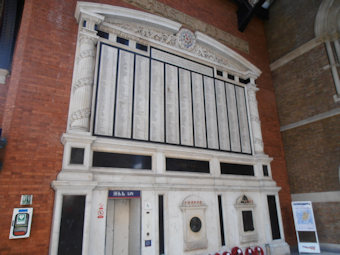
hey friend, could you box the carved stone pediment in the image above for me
[75,2,261,79]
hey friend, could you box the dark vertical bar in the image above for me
[267,195,281,240]
[243,87,253,154]
[218,195,225,246]
[58,195,86,255]
[158,195,165,255]
[213,78,221,150]
[234,85,242,152]
[177,67,182,145]
[190,72,195,147]
[93,43,103,136]
[112,49,120,137]
[0,0,22,70]
[224,83,232,151]
[202,76,208,148]
[131,53,136,139]
[164,63,167,143]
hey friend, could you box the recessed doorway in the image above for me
[105,198,141,255]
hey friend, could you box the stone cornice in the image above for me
[75,2,261,79]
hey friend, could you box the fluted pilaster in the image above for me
[247,81,264,154]
[68,13,103,132]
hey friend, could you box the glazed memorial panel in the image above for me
[94,43,252,154]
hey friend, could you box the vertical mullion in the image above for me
[213,78,221,150]
[190,72,195,147]
[224,82,232,151]
[112,49,120,137]
[92,43,103,136]
[218,195,225,246]
[159,195,165,255]
[243,87,252,154]
[178,67,181,145]
[202,76,208,148]
[164,63,167,143]
[234,85,242,152]
[148,58,152,141]
[131,54,136,139]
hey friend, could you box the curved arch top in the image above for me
[315,0,340,39]
[75,1,261,79]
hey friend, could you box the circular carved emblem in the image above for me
[177,28,196,51]
[189,216,202,232]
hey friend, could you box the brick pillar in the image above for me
[247,80,264,154]
[68,13,103,132]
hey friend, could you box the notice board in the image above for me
[292,201,320,253]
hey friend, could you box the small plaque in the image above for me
[108,190,140,199]
[20,195,33,205]
[190,217,202,233]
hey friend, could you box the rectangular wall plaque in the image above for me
[108,190,141,199]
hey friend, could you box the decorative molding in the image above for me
[291,191,340,203]
[118,0,249,53]
[314,0,340,39]
[103,20,258,78]
[75,2,181,33]
[177,28,196,51]
[70,108,91,124]
[280,107,340,132]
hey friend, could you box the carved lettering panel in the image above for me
[216,80,230,151]
[115,51,134,138]
[93,43,252,154]
[133,55,150,140]
[179,69,193,146]
[95,44,117,136]
[165,64,179,144]
[203,77,219,150]
[150,60,165,142]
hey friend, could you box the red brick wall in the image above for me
[282,116,340,194]
[265,0,321,62]
[313,202,340,244]
[272,44,337,127]
[0,0,294,253]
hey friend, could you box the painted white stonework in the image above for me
[50,2,290,255]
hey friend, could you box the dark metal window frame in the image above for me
[93,41,253,155]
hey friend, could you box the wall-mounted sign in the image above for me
[292,201,320,253]
[20,195,33,205]
[108,190,140,199]
[9,208,33,239]
[97,203,104,219]
[145,240,151,247]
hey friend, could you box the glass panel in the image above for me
[166,157,209,173]
[242,210,254,232]
[58,195,85,255]
[220,163,254,176]
[93,151,151,169]
[267,195,281,240]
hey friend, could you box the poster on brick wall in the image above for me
[292,201,320,253]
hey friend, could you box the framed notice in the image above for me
[292,201,320,253]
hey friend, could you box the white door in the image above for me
[106,199,141,255]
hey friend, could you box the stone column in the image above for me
[68,13,103,132]
[246,80,264,154]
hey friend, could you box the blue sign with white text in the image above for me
[108,190,140,199]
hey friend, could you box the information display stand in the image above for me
[292,201,320,253]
